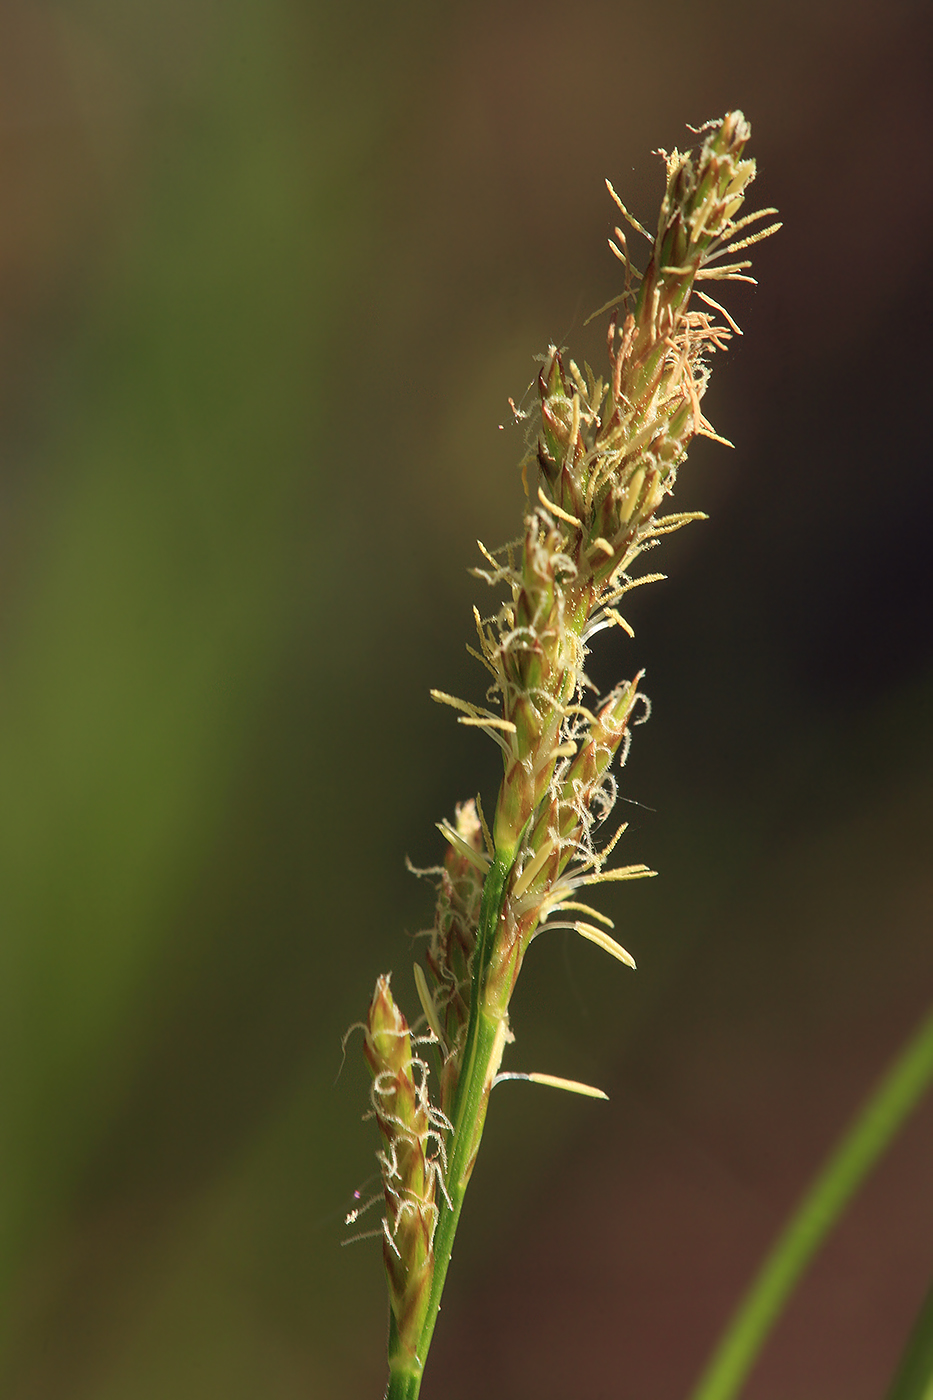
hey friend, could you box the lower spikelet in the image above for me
[362,975,449,1366]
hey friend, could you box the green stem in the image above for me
[386,851,514,1400]
[385,1344,422,1400]
[887,1278,933,1400]
[688,1004,933,1400]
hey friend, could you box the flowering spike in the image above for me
[359,114,776,1400]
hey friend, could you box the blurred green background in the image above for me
[0,1,930,1397]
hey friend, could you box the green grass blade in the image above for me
[688,1004,933,1400]
[887,1279,933,1400]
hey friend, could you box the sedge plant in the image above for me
[353,111,780,1399]
[349,108,933,1400]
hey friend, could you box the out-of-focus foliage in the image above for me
[0,2,930,1398]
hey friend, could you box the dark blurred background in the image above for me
[0,1,930,1397]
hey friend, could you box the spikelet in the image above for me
[445,112,776,1009]
[364,975,444,1368]
[423,800,486,1113]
